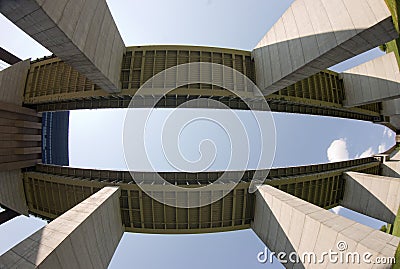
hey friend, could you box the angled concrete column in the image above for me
[0,59,30,105]
[0,187,123,269]
[383,98,400,116]
[0,0,125,93]
[342,52,400,107]
[252,0,398,94]
[0,170,28,216]
[341,172,400,224]
[252,185,400,268]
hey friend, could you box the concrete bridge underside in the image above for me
[23,45,382,124]
[23,158,379,234]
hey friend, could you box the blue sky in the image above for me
[0,0,396,268]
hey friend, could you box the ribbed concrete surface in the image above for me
[342,172,400,224]
[0,187,123,269]
[0,0,125,93]
[252,185,399,268]
[252,0,398,94]
[342,52,400,107]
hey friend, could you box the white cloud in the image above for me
[327,138,349,162]
[357,147,375,158]
[384,127,394,139]
[378,143,387,153]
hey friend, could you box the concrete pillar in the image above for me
[0,186,123,269]
[252,185,399,268]
[380,147,400,178]
[0,0,125,93]
[341,172,400,224]
[0,170,28,216]
[252,0,398,94]
[342,52,400,107]
[0,59,30,105]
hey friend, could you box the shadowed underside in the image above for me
[24,158,379,234]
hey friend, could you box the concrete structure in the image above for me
[0,0,125,93]
[342,172,400,223]
[23,158,379,234]
[342,52,400,106]
[23,46,381,123]
[0,186,123,269]
[0,170,28,215]
[1,0,400,268]
[252,0,398,94]
[252,184,400,268]
[0,59,30,105]
[0,47,22,65]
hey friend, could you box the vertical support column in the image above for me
[252,185,399,268]
[341,172,400,224]
[0,186,123,269]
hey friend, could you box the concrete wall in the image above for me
[252,0,398,94]
[342,52,400,107]
[0,170,28,215]
[382,98,400,116]
[0,186,123,269]
[0,0,125,93]
[0,60,30,105]
[341,172,400,224]
[252,184,399,268]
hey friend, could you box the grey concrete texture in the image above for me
[0,0,125,93]
[382,98,400,116]
[342,52,400,107]
[252,0,398,95]
[0,170,29,215]
[0,186,123,269]
[252,184,400,268]
[341,172,400,224]
[0,60,30,105]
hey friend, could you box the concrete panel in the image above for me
[383,98,400,116]
[0,187,123,269]
[341,172,400,224]
[0,170,28,215]
[0,60,30,105]
[0,0,125,93]
[252,185,400,268]
[252,0,398,94]
[342,52,400,107]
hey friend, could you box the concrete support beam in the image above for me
[342,52,400,107]
[0,170,28,216]
[252,185,399,268]
[0,60,30,105]
[0,186,123,269]
[252,0,398,94]
[0,47,22,65]
[341,172,400,224]
[0,0,125,93]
